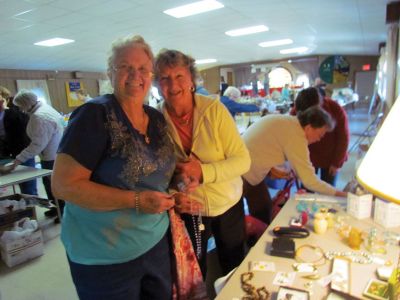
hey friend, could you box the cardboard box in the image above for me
[0,194,37,232]
[347,192,373,219]
[374,198,400,228]
[0,229,44,267]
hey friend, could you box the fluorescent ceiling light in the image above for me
[164,0,224,18]
[196,58,217,64]
[225,25,269,37]
[280,47,308,54]
[259,39,293,48]
[13,9,35,17]
[34,38,75,47]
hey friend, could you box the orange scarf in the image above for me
[169,209,208,300]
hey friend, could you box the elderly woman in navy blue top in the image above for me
[52,35,176,300]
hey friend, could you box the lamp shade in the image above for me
[356,96,400,204]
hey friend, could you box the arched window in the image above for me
[268,67,292,88]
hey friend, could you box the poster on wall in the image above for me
[65,81,86,107]
[319,55,350,84]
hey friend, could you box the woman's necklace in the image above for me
[132,110,150,144]
[169,108,194,126]
[177,110,193,126]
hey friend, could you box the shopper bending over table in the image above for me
[154,49,251,277]
[291,87,349,186]
[243,106,347,224]
[10,90,63,215]
[0,86,37,195]
[52,35,176,300]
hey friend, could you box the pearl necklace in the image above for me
[324,251,373,264]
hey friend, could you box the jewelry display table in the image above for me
[216,196,400,299]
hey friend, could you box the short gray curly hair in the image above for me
[107,35,154,77]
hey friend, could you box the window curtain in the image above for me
[16,80,51,106]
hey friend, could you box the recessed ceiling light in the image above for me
[259,39,293,48]
[280,47,308,54]
[164,0,224,18]
[225,25,269,37]
[196,58,217,64]
[34,38,75,47]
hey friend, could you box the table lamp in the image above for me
[356,95,400,204]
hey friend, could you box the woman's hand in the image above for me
[176,155,203,183]
[173,192,203,214]
[138,191,175,214]
[9,159,21,171]
[171,172,199,193]
[329,166,338,176]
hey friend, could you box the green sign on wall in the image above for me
[319,55,350,84]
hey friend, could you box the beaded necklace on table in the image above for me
[324,251,373,264]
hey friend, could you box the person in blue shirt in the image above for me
[281,83,291,101]
[52,35,176,300]
[220,86,259,117]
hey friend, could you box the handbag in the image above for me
[169,209,209,300]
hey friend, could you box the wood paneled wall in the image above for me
[199,67,220,95]
[0,69,107,114]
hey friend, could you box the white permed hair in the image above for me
[107,35,154,77]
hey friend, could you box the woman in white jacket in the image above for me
[154,49,251,277]
[11,90,64,211]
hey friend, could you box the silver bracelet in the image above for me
[135,191,140,214]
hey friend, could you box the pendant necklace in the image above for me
[142,110,150,144]
[133,110,150,144]
[174,109,194,126]
[143,134,150,144]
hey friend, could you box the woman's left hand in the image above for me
[173,192,203,214]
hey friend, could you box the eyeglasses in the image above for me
[113,64,153,78]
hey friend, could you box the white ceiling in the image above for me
[0,0,392,72]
